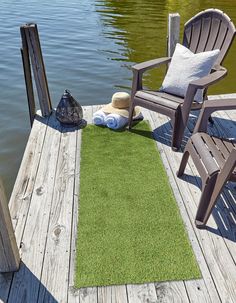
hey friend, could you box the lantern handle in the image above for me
[64,89,71,95]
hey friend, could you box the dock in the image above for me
[1,93,236,302]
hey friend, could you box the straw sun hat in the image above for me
[102,92,140,118]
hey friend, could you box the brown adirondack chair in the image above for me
[177,98,236,228]
[128,9,235,151]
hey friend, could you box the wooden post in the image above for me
[21,23,52,117]
[0,179,20,272]
[167,13,180,57]
[20,26,36,126]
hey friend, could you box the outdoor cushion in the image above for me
[160,43,220,102]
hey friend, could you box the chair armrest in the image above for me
[132,57,171,74]
[181,66,227,125]
[194,98,236,133]
[131,57,171,96]
[189,66,227,89]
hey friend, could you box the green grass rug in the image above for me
[75,121,201,288]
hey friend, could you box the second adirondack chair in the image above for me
[177,98,236,228]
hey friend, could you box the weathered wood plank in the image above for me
[8,112,61,303]
[0,113,49,302]
[9,113,49,245]
[97,286,128,303]
[83,106,93,124]
[79,287,98,303]
[38,126,77,302]
[127,283,158,303]
[155,281,189,303]
[68,129,82,303]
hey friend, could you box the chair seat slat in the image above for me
[142,90,184,103]
[191,133,220,175]
[211,136,230,159]
[135,91,183,110]
[201,134,227,169]
[222,139,236,153]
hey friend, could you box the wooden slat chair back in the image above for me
[177,99,236,228]
[183,9,235,65]
[128,9,236,151]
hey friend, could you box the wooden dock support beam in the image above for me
[20,26,36,126]
[167,13,180,57]
[0,179,20,272]
[20,24,52,122]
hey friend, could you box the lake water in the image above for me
[0,0,236,196]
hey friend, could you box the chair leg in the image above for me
[171,113,185,151]
[195,173,218,229]
[177,150,190,177]
[128,102,135,129]
[208,115,214,125]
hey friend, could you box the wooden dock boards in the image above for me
[9,113,62,302]
[1,94,236,302]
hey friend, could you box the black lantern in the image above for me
[56,90,83,127]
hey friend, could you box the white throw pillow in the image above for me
[160,43,220,102]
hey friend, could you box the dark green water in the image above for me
[0,0,235,196]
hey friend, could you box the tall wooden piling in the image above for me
[20,26,36,126]
[167,13,180,57]
[0,179,20,272]
[21,24,52,119]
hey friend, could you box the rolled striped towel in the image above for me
[105,114,128,130]
[92,110,107,125]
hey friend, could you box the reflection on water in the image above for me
[0,0,235,196]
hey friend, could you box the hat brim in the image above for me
[102,103,141,118]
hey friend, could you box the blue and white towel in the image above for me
[92,109,143,130]
[105,114,128,130]
[92,110,108,126]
